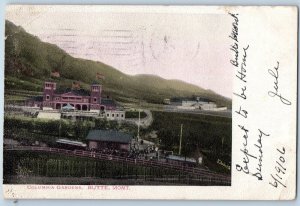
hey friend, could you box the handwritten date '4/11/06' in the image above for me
[268,62,291,106]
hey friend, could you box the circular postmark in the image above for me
[150,24,200,64]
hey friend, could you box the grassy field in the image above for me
[4,151,225,185]
[4,151,180,178]
[148,111,231,152]
[143,111,232,173]
[125,111,147,118]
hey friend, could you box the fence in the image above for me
[5,145,231,185]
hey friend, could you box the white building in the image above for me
[182,100,198,107]
[180,100,218,111]
[105,110,126,120]
[199,102,217,110]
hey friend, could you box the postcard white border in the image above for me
[2,5,297,200]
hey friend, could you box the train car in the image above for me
[165,155,197,167]
[55,138,87,150]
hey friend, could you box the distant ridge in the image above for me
[4,20,231,108]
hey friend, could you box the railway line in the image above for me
[4,145,231,185]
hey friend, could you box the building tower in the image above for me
[90,83,102,112]
[43,82,56,109]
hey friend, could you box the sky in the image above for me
[6,5,233,98]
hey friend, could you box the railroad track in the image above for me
[4,146,231,185]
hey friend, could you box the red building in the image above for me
[27,81,116,112]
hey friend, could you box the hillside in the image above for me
[4,20,232,108]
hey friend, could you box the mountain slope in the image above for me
[4,20,231,108]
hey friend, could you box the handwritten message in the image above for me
[268,62,292,106]
[229,12,270,182]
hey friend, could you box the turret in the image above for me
[90,82,102,111]
[43,82,56,102]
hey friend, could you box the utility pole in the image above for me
[137,109,140,142]
[136,100,141,152]
[59,119,62,138]
[179,124,183,155]
[222,136,224,154]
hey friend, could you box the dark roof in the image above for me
[101,98,116,107]
[86,130,132,144]
[71,89,90,96]
[55,88,90,96]
[27,96,43,102]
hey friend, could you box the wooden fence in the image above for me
[4,145,231,185]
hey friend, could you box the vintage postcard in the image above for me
[2,5,297,200]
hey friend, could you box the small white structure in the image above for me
[179,100,218,111]
[211,107,228,111]
[177,105,196,110]
[182,100,198,107]
[163,98,171,105]
[198,156,203,165]
[37,111,61,120]
[90,109,100,114]
[42,107,54,111]
[105,110,125,120]
[199,102,217,110]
